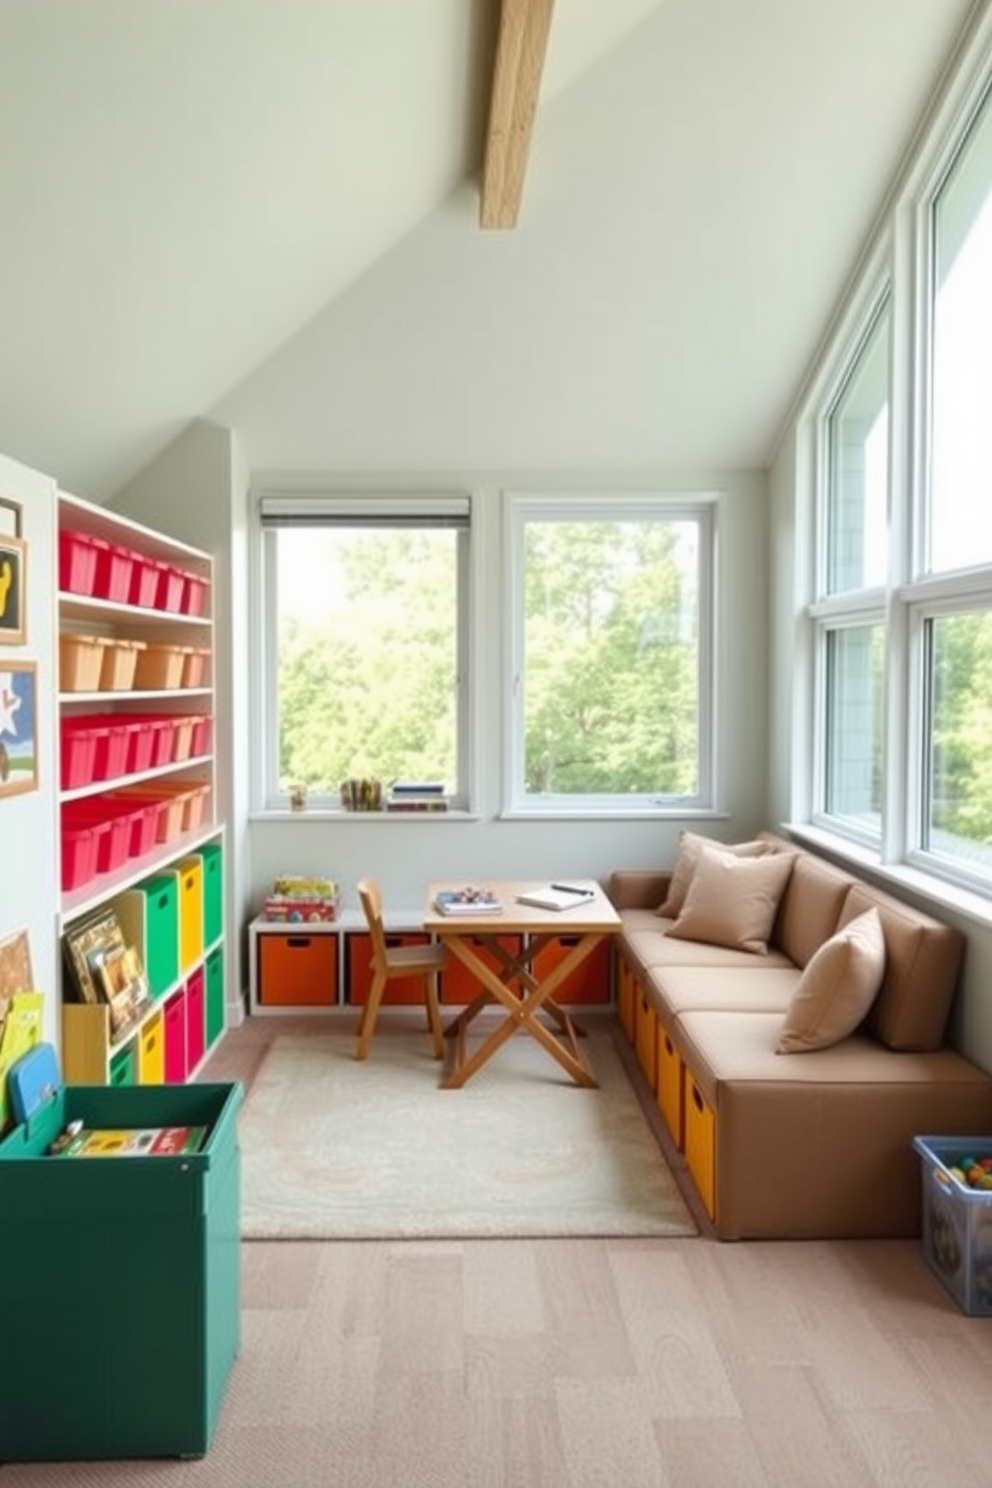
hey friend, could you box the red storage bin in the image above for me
[181,572,208,617]
[126,719,156,774]
[156,564,186,612]
[185,968,206,1073]
[190,715,211,757]
[60,720,99,790]
[92,720,131,781]
[63,799,130,875]
[105,794,162,858]
[58,531,99,596]
[60,821,107,891]
[92,541,134,603]
[128,553,160,608]
[163,990,187,1083]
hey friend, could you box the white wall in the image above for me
[0,452,59,1048]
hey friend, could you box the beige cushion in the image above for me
[776,908,885,1054]
[666,844,796,955]
[657,830,772,917]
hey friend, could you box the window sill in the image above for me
[250,809,481,823]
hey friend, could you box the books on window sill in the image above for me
[515,883,597,912]
[385,795,449,813]
[433,888,503,916]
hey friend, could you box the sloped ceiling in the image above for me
[0,0,979,499]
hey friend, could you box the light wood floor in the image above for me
[5,1012,992,1488]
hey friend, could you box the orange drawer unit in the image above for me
[530,934,611,1004]
[656,1024,684,1148]
[176,856,204,972]
[347,931,432,1005]
[138,1006,165,1084]
[684,1069,717,1220]
[441,934,524,1004]
[634,985,658,1092]
[258,932,337,1007]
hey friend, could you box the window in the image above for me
[804,52,992,897]
[257,494,471,808]
[506,495,715,813]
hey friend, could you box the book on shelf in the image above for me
[385,796,448,813]
[57,1125,209,1159]
[389,781,446,796]
[433,888,503,916]
[515,883,597,912]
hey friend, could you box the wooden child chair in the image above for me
[354,878,446,1061]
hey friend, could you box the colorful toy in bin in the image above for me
[263,874,340,923]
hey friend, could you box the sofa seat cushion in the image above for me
[648,964,800,1020]
[619,913,795,981]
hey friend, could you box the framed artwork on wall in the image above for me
[0,499,26,648]
[0,661,38,799]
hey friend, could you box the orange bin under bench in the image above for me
[634,986,658,1092]
[656,1023,684,1148]
[684,1068,717,1221]
[258,932,338,1007]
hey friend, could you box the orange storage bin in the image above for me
[60,634,110,691]
[181,648,210,688]
[346,931,432,1005]
[172,716,194,761]
[531,934,611,1004]
[99,638,146,690]
[258,931,337,1006]
[684,1072,716,1221]
[133,644,188,691]
[656,1025,684,1148]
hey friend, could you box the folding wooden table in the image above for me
[424,881,621,1089]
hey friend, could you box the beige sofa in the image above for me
[610,832,992,1240]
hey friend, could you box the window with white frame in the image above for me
[806,62,992,892]
[257,494,471,808]
[506,495,715,813]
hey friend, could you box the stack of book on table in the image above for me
[433,886,502,916]
[385,781,448,813]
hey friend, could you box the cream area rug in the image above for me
[239,1027,697,1240]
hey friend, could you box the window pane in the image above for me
[521,518,702,798]
[272,527,459,796]
[826,301,889,594]
[926,610,992,870]
[931,92,992,572]
[824,624,884,832]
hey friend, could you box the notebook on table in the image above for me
[515,883,597,912]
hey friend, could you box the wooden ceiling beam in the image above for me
[480,0,556,230]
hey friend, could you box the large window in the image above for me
[258,494,471,808]
[506,495,714,812]
[805,59,992,896]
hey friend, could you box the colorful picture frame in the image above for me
[0,498,26,647]
[0,661,37,799]
[62,908,150,1039]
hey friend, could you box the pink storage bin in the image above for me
[58,531,99,596]
[163,990,188,1083]
[106,792,167,857]
[185,967,206,1073]
[63,799,130,875]
[92,720,131,781]
[172,716,194,762]
[125,719,156,774]
[60,821,107,891]
[180,571,208,617]
[92,541,134,604]
[128,553,160,608]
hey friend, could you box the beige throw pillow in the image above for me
[656,830,771,918]
[777,908,885,1054]
[666,843,796,955]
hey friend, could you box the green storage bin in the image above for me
[205,946,225,1049]
[0,1081,242,1461]
[199,841,223,948]
[115,872,179,1001]
[109,1038,137,1087]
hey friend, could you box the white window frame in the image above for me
[252,490,475,813]
[503,492,716,817]
[796,11,992,912]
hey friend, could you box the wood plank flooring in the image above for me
[4,1012,992,1488]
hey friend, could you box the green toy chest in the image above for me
[0,1080,242,1461]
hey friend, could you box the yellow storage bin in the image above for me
[684,1070,716,1220]
[634,987,657,1092]
[656,1025,684,1148]
[138,1006,165,1084]
[177,855,204,972]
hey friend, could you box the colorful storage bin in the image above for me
[914,1135,992,1315]
[205,946,225,1048]
[133,643,188,691]
[185,967,206,1073]
[114,872,180,1000]
[177,856,204,972]
[59,634,110,691]
[98,638,146,690]
[58,530,99,596]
